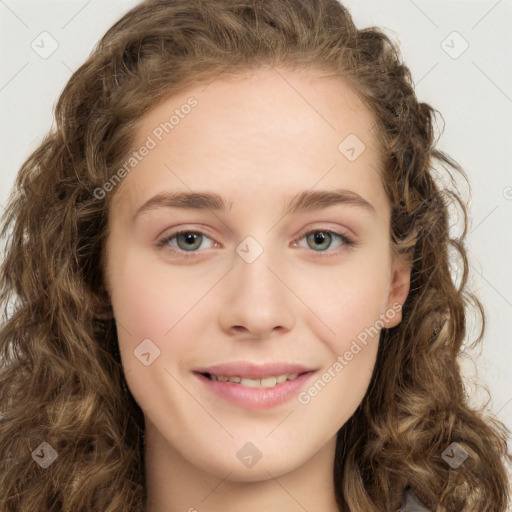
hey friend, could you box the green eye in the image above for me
[159,230,215,253]
[158,228,355,258]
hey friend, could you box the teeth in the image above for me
[260,376,277,387]
[240,378,260,387]
[209,373,301,388]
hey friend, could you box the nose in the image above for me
[218,240,296,340]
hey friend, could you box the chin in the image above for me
[188,446,300,482]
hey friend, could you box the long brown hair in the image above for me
[1,0,510,510]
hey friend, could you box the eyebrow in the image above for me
[133,187,376,220]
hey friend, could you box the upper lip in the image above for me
[194,361,315,379]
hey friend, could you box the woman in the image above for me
[0,0,510,510]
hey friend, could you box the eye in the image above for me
[157,229,217,255]
[293,229,355,256]
[156,227,356,258]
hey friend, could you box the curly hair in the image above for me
[0,0,510,510]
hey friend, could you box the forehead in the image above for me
[133,65,377,147]
[111,66,385,214]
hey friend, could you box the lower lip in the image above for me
[195,372,315,410]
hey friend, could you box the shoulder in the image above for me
[399,486,434,512]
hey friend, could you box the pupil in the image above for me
[311,231,330,250]
[179,232,200,250]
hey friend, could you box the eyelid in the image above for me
[156,228,218,256]
[292,226,356,257]
[157,224,356,258]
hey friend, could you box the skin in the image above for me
[103,65,411,512]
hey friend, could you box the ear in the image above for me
[383,252,412,329]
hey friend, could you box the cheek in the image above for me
[303,255,391,349]
[108,248,199,412]
[296,268,385,424]
[108,244,199,337]
[109,266,168,341]
[107,244,216,375]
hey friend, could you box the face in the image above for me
[103,65,411,482]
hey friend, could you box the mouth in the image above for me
[193,362,316,410]
[198,370,311,388]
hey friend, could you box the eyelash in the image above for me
[156,227,356,259]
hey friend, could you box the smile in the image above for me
[203,372,302,388]
[194,370,315,410]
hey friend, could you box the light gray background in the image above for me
[1,0,511,484]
